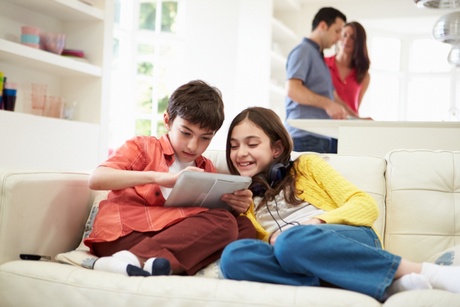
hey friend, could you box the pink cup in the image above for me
[21,26,40,49]
[21,26,40,35]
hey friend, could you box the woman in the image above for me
[219,106,460,302]
[325,21,370,118]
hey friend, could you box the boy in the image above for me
[84,80,257,276]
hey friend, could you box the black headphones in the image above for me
[268,161,292,186]
[251,160,292,197]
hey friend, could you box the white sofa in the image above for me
[0,149,459,306]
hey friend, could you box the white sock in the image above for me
[93,250,141,276]
[93,256,131,276]
[143,257,171,276]
[113,250,141,267]
[421,262,460,293]
[383,273,432,300]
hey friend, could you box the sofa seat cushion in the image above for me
[0,260,382,307]
[383,289,460,307]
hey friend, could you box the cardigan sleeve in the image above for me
[294,154,379,227]
[243,202,269,241]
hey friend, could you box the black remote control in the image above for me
[19,254,51,261]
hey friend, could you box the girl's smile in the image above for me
[229,119,279,178]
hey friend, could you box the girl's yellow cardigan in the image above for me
[244,154,380,244]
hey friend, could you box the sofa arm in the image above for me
[0,170,95,265]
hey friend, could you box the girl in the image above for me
[325,21,370,118]
[219,106,460,302]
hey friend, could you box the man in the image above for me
[285,7,348,153]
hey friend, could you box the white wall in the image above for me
[182,0,271,149]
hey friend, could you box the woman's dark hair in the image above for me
[346,21,370,84]
[226,107,302,209]
[167,80,224,131]
[312,7,347,31]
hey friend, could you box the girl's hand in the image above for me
[221,188,253,214]
[269,229,281,245]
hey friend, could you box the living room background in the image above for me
[108,0,460,153]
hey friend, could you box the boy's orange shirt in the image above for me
[84,134,215,252]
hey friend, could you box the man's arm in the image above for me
[333,91,359,118]
[286,78,347,119]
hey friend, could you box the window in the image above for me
[362,35,460,122]
[360,37,401,120]
[109,0,184,150]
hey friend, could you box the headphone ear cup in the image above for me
[268,163,287,184]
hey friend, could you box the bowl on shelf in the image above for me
[40,32,66,55]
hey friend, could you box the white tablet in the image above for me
[164,171,252,210]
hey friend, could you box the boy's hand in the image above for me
[154,167,204,188]
[221,188,253,214]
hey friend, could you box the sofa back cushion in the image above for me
[0,170,94,265]
[204,150,387,238]
[319,153,387,237]
[384,149,460,262]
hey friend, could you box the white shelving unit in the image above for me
[270,0,301,119]
[0,0,113,170]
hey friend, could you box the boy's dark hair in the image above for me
[312,7,347,31]
[167,80,224,131]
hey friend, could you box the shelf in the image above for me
[6,0,104,21]
[0,0,112,170]
[0,39,102,77]
[270,51,285,69]
[273,0,300,12]
[271,18,299,45]
[270,83,285,97]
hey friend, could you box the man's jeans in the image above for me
[292,135,338,153]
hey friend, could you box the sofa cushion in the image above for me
[55,190,108,268]
[0,260,383,307]
[384,149,460,262]
[0,170,93,265]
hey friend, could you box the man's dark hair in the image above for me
[167,80,225,132]
[312,7,347,31]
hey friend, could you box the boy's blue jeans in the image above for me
[220,224,401,302]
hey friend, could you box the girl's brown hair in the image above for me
[346,21,370,84]
[226,107,303,209]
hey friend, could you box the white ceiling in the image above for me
[299,0,458,36]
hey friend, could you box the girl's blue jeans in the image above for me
[220,224,401,302]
